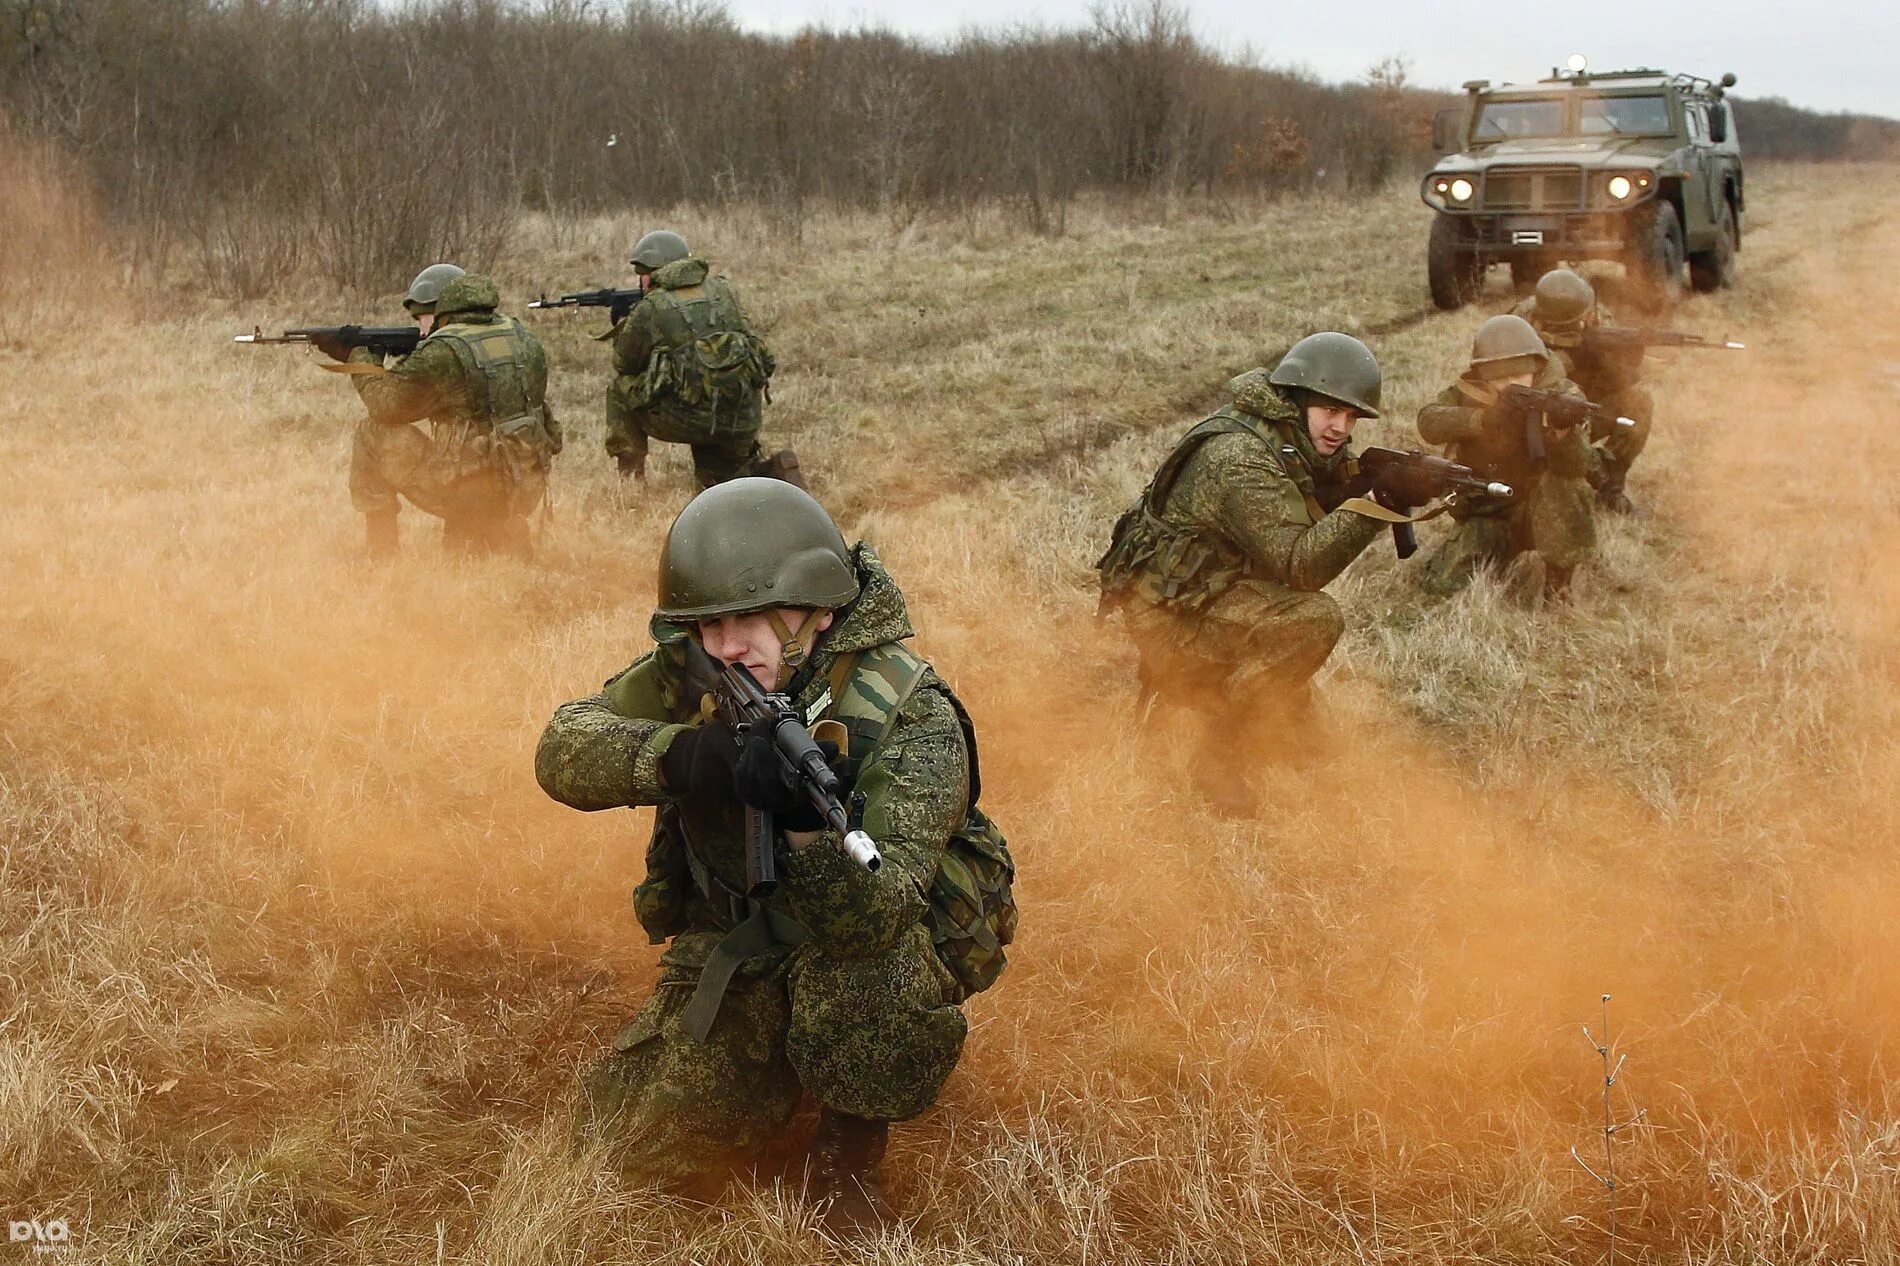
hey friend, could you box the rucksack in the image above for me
[824,643,1017,1002]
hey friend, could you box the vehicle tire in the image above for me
[1689,200,1739,292]
[1627,199,1686,309]
[1428,215,1484,311]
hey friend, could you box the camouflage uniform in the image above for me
[535,546,973,1182]
[606,257,774,489]
[1097,370,1389,716]
[349,275,561,556]
[1512,295,1653,504]
[1416,364,1597,596]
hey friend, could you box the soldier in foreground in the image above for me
[331,264,561,558]
[535,479,1013,1233]
[1513,267,1653,514]
[606,230,800,490]
[1096,334,1436,810]
[1417,314,1597,599]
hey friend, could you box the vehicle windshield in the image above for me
[1473,99,1566,141]
[1580,95,1672,136]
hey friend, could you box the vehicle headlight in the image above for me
[1449,178,1474,203]
[1608,175,1633,200]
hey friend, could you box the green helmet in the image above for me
[1469,314,1550,381]
[404,263,466,315]
[630,230,690,272]
[1267,332,1382,418]
[1531,267,1596,331]
[655,478,860,621]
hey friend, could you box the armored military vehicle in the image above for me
[1422,58,1743,309]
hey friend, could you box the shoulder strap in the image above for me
[819,642,986,801]
[1147,411,1277,516]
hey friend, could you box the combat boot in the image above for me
[752,448,807,490]
[364,509,399,560]
[810,1109,893,1236]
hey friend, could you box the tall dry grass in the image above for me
[3,165,1899,1263]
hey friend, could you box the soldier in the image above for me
[606,230,799,490]
[535,478,1013,1233]
[1514,267,1653,514]
[332,264,561,559]
[1416,314,1596,599]
[1095,334,1436,810]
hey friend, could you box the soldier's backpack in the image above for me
[644,279,775,414]
[824,644,1017,1001]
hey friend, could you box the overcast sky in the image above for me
[724,0,1896,118]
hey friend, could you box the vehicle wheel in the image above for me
[1428,215,1484,311]
[1627,200,1686,309]
[1689,200,1739,292]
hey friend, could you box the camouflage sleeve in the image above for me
[1542,375,1599,480]
[777,683,967,956]
[611,305,660,378]
[352,339,463,426]
[1419,386,1484,445]
[534,654,690,811]
[1193,434,1382,593]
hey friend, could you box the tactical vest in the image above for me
[428,317,555,459]
[638,278,775,420]
[1097,410,1341,611]
[644,640,1017,1042]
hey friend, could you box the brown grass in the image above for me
[4,166,1900,1263]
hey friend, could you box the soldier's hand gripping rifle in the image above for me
[527,287,648,325]
[234,324,422,363]
[1355,447,1513,560]
[1583,325,1746,354]
[683,640,882,899]
[1499,383,1637,465]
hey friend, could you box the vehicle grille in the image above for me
[1480,167,1585,212]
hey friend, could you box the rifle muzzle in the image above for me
[842,830,882,872]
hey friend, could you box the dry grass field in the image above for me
[4,158,1900,1263]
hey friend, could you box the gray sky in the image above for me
[725,0,1897,118]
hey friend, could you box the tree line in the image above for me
[1,0,1890,293]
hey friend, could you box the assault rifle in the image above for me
[1583,326,1746,354]
[234,324,421,359]
[528,286,647,324]
[1500,384,1637,465]
[682,640,881,899]
[1356,447,1513,560]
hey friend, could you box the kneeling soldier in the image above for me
[1096,333,1433,810]
[1417,314,1597,599]
[1514,267,1653,514]
[535,479,1014,1233]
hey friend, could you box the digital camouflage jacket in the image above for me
[1510,296,1644,408]
[1417,366,1595,514]
[351,274,562,458]
[1097,370,1385,611]
[535,546,971,974]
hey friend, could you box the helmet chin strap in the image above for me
[764,608,826,676]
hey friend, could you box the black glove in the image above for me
[658,720,739,801]
[309,332,353,363]
[732,726,839,832]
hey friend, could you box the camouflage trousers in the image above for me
[1420,473,1597,597]
[349,418,545,553]
[580,921,966,1183]
[1123,579,1345,709]
[605,378,763,490]
[1588,384,1655,488]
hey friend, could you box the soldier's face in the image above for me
[414,313,436,336]
[1305,403,1359,456]
[1498,371,1535,389]
[696,608,834,690]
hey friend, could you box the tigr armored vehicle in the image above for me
[1422,60,1743,309]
